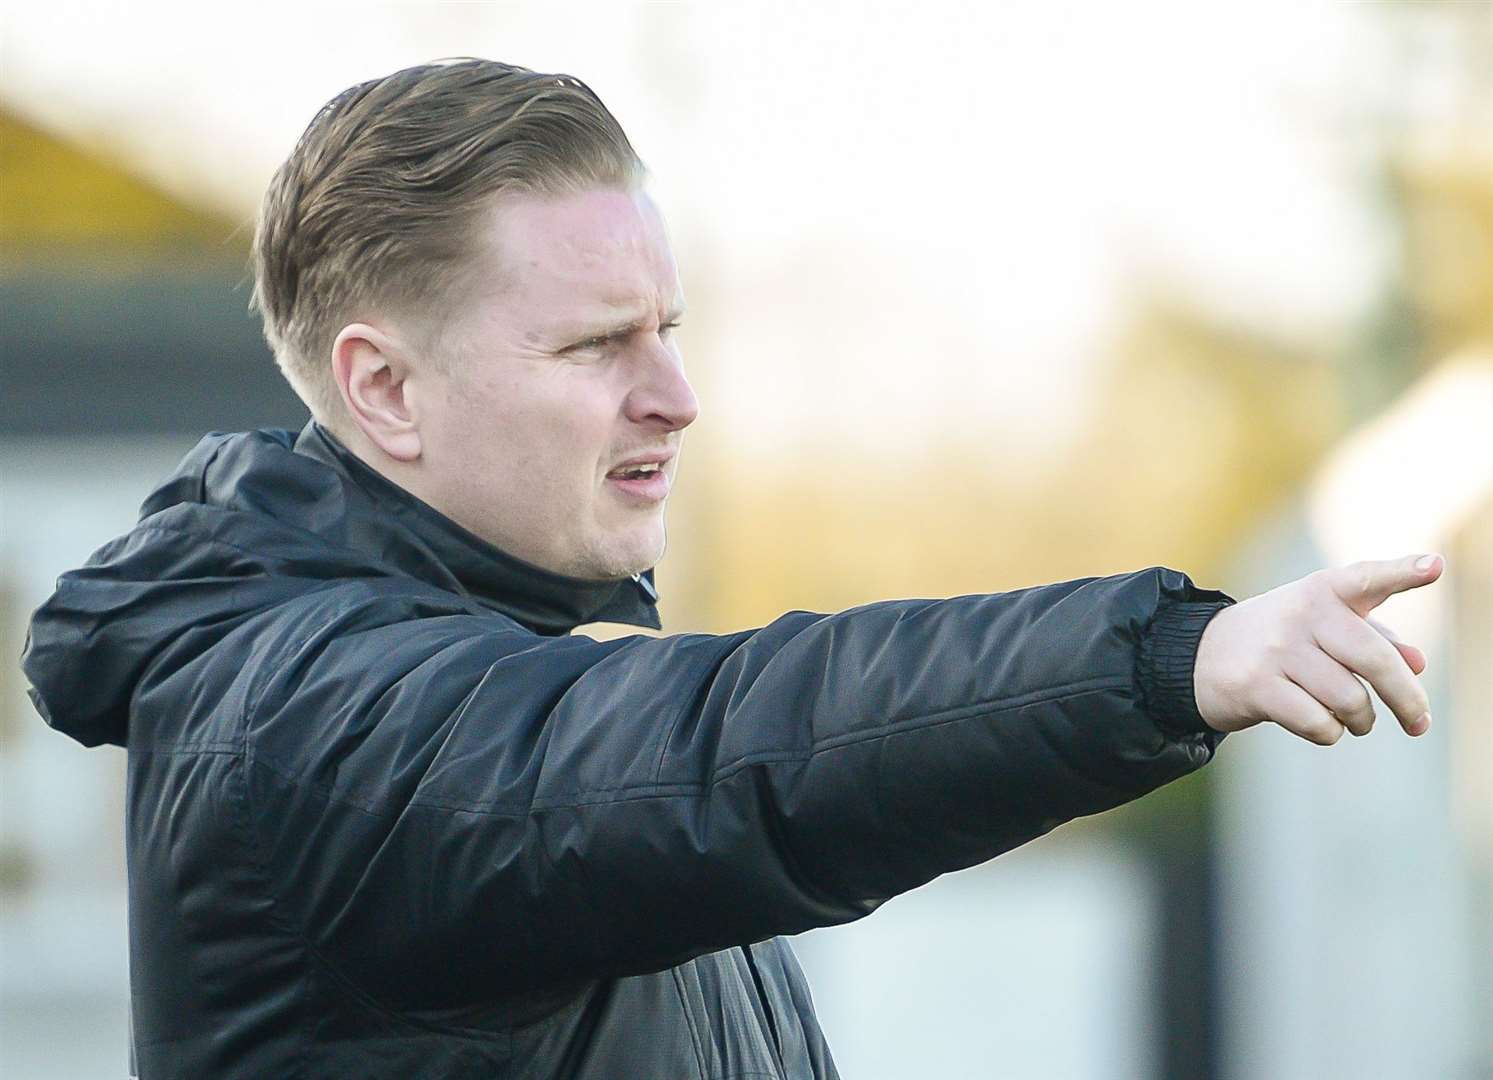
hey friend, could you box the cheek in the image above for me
[439,362,623,484]
[529,376,625,458]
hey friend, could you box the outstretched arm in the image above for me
[239,565,1231,1011]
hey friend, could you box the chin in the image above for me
[584,524,667,581]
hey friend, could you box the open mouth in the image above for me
[605,459,670,501]
[608,462,664,482]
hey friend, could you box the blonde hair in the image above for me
[251,58,643,424]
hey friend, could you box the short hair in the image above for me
[250,58,644,426]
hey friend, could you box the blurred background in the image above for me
[2,2,1491,1077]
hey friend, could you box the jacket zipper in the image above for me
[741,945,786,1076]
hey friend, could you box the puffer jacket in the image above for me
[21,419,1234,1079]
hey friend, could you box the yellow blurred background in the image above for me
[2,3,1490,1078]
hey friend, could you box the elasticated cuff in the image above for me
[1136,600,1234,737]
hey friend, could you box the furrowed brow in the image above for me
[566,303,687,345]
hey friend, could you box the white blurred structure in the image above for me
[1217,354,1493,1080]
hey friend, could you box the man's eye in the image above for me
[564,322,680,354]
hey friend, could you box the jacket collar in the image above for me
[292,420,661,635]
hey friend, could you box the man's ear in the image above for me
[331,322,423,462]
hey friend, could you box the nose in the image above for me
[624,339,699,433]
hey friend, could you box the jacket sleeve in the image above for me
[238,566,1232,1008]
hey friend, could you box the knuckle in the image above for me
[1238,640,1280,684]
[1313,711,1349,743]
[1211,653,1257,700]
[1324,686,1359,714]
[1307,717,1344,745]
[1309,571,1339,602]
[1260,642,1291,677]
[1286,584,1319,620]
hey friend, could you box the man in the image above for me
[21,58,1441,1079]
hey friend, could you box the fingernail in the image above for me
[1413,711,1432,735]
[1415,554,1439,571]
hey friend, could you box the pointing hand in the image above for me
[1193,553,1444,744]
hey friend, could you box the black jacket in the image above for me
[22,420,1234,1079]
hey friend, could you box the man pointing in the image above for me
[20,58,1441,1079]
[1198,556,1439,744]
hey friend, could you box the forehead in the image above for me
[478,187,681,319]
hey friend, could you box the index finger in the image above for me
[1324,553,1444,616]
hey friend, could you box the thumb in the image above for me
[1326,553,1444,616]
